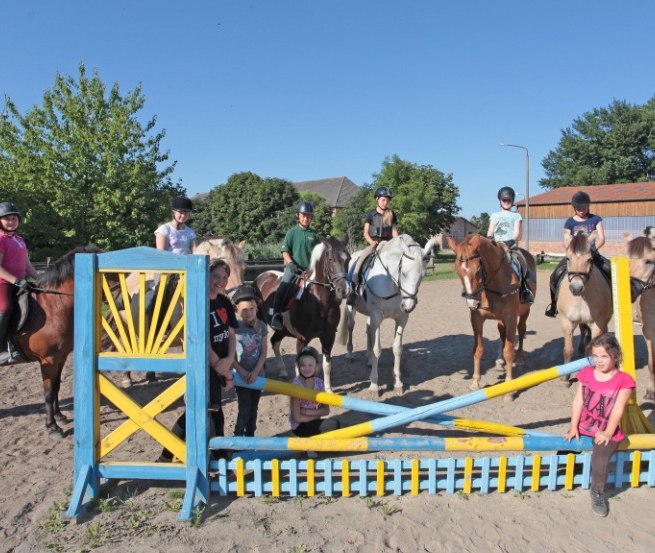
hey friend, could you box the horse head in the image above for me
[566,231,594,296]
[627,234,655,291]
[448,234,488,310]
[395,235,426,313]
[196,237,246,291]
[309,236,350,301]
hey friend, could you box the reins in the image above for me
[457,248,519,302]
[365,239,422,303]
[30,285,74,297]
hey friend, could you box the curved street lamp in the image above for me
[500,143,530,252]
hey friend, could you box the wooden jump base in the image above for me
[210,450,655,497]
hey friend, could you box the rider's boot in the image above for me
[0,312,19,364]
[545,259,566,317]
[346,275,359,306]
[520,280,535,304]
[269,281,289,331]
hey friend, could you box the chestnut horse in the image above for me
[3,245,102,438]
[254,236,350,392]
[556,232,612,379]
[626,233,655,400]
[447,235,536,397]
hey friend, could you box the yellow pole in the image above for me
[611,256,654,434]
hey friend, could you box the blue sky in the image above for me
[3,1,655,219]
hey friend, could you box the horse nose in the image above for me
[569,282,584,296]
[466,299,480,310]
[402,299,417,313]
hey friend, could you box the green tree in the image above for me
[0,63,183,257]
[332,184,372,249]
[470,212,490,236]
[207,172,299,242]
[540,97,655,189]
[370,155,459,244]
[298,190,333,237]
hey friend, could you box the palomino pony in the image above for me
[2,245,103,437]
[626,233,655,400]
[119,237,246,387]
[447,235,536,397]
[556,232,612,375]
[337,234,434,393]
[254,236,350,392]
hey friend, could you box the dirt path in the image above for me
[1,273,654,552]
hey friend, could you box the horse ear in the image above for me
[238,240,246,250]
[446,236,458,252]
[341,233,349,247]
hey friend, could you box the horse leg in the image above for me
[495,322,506,372]
[470,313,484,390]
[368,314,383,392]
[645,335,655,401]
[366,317,373,368]
[41,363,65,439]
[346,307,355,361]
[121,372,133,388]
[320,335,336,393]
[51,364,70,423]
[559,317,576,385]
[515,311,529,373]
[502,319,517,402]
[271,333,290,378]
[392,314,408,392]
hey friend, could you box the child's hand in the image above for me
[222,374,234,392]
[594,431,612,445]
[564,428,580,442]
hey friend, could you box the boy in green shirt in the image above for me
[270,201,319,330]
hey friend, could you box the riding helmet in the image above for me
[374,186,393,199]
[171,196,193,212]
[296,200,314,215]
[231,284,258,306]
[0,202,21,221]
[497,186,516,202]
[296,345,320,365]
[571,191,591,209]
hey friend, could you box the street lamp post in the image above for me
[500,143,530,252]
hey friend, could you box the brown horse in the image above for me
[447,235,536,397]
[195,237,246,291]
[556,232,612,376]
[254,236,350,392]
[4,245,102,438]
[626,233,655,400]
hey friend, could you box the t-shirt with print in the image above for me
[289,376,325,430]
[154,223,197,254]
[235,319,268,372]
[564,214,602,238]
[576,365,635,442]
[489,210,522,243]
[209,294,238,358]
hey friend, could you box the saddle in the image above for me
[280,273,308,312]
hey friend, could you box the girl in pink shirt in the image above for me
[565,334,635,517]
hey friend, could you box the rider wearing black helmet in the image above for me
[545,189,607,317]
[155,195,197,254]
[269,200,319,330]
[346,186,399,306]
[0,202,40,363]
[487,186,535,304]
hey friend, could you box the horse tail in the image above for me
[337,302,351,346]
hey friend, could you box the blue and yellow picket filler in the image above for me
[66,247,209,521]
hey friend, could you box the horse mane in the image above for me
[627,235,654,258]
[569,231,589,255]
[196,237,245,266]
[308,239,326,274]
[37,245,103,288]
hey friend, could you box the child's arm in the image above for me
[594,388,632,445]
[210,347,233,391]
[564,384,584,441]
[247,329,268,383]
[291,397,329,423]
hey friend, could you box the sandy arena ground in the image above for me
[1,272,654,552]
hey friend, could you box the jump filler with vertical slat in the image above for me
[68,252,655,518]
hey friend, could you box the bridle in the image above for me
[366,240,423,303]
[631,258,655,299]
[457,250,519,301]
[566,255,594,286]
[303,240,348,293]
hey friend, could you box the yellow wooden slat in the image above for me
[97,373,186,462]
[631,450,642,487]
[271,459,280,496]
[342,461,350,497]
[138,272,146,353]
[498,456,507,493]
[235,458,245,496]
[411,458,420,495]
[146,273,169,354]
[100,317,127,353]
[99,376,186,457]
[376,460,385,496]
[531,455,541,492]
[102,273,133,353]
[150,274,184,355]
[119,273,139,353]
[564,453,575,490]
[463,457,473,494]
[307,459,315,497]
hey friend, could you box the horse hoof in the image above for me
[54,412,70,424]
[503,393,515,403]
[47,425,65,440]
[469,381,480,391]
[145,372,157,382]
[120,378,133,389]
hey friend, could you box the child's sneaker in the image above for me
[590,489,609,517]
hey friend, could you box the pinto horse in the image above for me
[338,234,434,393]
[556,232,612,378]
[626,233,655,400]
[3,245,102,437]
[254,236,350,392]
[447,235,536,397]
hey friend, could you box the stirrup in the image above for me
[270,313,284,331]
[544,303,557,318]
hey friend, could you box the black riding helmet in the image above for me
[231,284,258,306]
[296,345,320,365]
[571,191,591,209]
[0,202,22,221]
[171,196,193,212]
[497,186,516,202]
[374,186,393,199]
[296,200,314,215]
